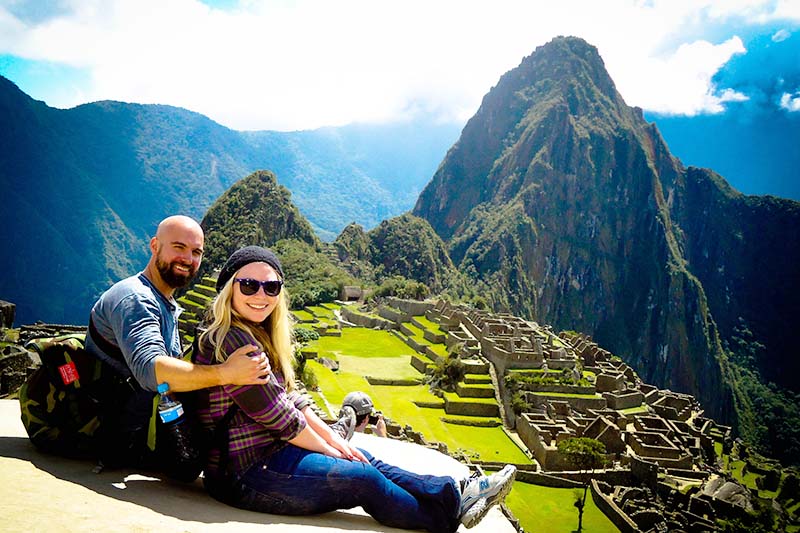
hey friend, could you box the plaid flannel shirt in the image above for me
[194,327,309,478]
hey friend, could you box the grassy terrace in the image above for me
[402,321,432,344]
[412,314,444,335]
[506,482,620,533]
[292,309,315,322]
[427,343,448,358]
[442,391,497,406]
[306,327,529,464]
[307,305,336,319]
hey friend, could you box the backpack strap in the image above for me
[215,402,240,476]
[190,328,240,478]
[88,315,125,362]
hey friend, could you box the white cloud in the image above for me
[772,29,791,42]
[780,91,800,111]
[610,36,748,116]
[0,0,797,130]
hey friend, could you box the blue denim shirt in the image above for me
[85,272,183,392]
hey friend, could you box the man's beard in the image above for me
[156,256,196,289]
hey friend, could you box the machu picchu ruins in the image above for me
[2,289,797,533]
[282,295,796,533]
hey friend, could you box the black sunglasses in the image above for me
[235,278,284,296]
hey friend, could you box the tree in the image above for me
[424,351,466,393]
[557,437,607,532]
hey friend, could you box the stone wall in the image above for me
[378,305,410,323]
[340,307,396,330]
[603,390,644,410]
[590,480,639,533]
[0,301,14,329]
[384,297,435,317]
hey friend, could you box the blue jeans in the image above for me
[231,444,461,533]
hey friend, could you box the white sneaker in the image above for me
[458,465,517,528]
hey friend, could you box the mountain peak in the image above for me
[413,36,639,240]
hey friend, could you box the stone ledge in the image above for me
[0,400,515,533]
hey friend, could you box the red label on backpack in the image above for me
[58,361,79,385]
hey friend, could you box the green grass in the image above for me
[413,314,444,335]
[292,309,314,322]
[443,391,497,405]
[428,343,448,357]
[307,327,529,463]
[403,321,432,344]
[307,305,336,319]
[506,482,621,533]
[714,441,723,458]
[728,460,760,490]
[308,328,415,361]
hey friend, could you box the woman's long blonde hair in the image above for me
[201,267,296,391]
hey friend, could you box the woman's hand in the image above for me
[328,434,368,462]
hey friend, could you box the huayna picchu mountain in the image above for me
[196,169,320,283]
[413,36,800,463]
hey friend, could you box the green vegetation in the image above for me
[506,482,620,533]
[372,276,430,300]
[197,170,320,281]
[505,370,592,389]
[292,309,315,322]
[273,240,358,309]
[306,326,527,463]
[724,333,800,466]
[306,328,414,361]
[426,354,467,393]
[558,437,608,533]
[412,314,444,335]
[366,214,457,293]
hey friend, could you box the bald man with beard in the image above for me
[85,215,270,473]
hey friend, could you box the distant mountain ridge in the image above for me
[413,36,800,462]
[0,75,458,324]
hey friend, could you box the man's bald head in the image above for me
[148,215,205,293]
[156,215,204,241]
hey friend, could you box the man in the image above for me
[334,391,388,440]
[85,215,269,471]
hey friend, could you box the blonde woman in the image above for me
[195,246,516,531]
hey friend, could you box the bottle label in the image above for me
[159,404,184,423]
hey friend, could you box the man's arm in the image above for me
[154,344,270,392]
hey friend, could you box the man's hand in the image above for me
[374,415,388,438]
[218,345,271,385]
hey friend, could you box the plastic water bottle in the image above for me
[157,382,184,423]
[156,382,200,482]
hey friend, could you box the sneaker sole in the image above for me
[461,467,517,529]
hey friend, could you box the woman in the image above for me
[195,246,516,532]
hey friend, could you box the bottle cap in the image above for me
[157,382,169,394]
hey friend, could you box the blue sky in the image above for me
[1,1,799,197]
